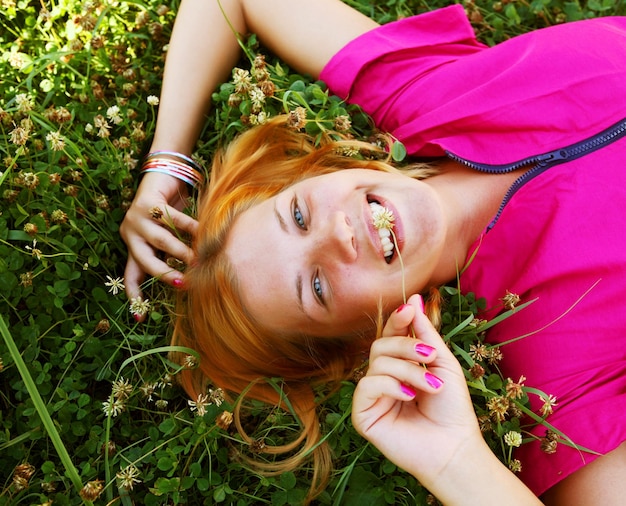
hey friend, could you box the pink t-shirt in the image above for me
[321,5,626,496]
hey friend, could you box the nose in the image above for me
[316,211,357,263]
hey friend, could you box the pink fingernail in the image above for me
[172,278,184,288]
[400,384,416,398]
[425,371,444,389]
[396,304,410,313]
[415,343,435,357]
[416,294,425,313]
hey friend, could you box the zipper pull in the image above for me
[537,149,569,166]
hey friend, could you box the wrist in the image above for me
[427,434,541,506]
[140,151,205,188]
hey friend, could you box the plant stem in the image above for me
[0,316,93,505]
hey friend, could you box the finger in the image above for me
[370,336,438,365]
[352,374,413,433]
[124,255,145,303]
[148,224,196,267]
[135,239,187,283]
[157,205,199,238]
[406,293,455,361]
[382,303,417,337]
[367,354,444,393]
[164,207,199,237]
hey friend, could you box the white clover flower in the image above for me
[371,205,395,231]
[102,396,125,417]
[116,465,141,490]
[155,399,168,410]
[232,68,251,93]
[249,86,265,110]
[25,239,42,260]
[15,93,33,112]
[106,105,123,125]
[45,131,65,151]
[504,431,523,448]
[146,95,159,106]
[129,297,151,318]
[105,275,125,295]
[188,393,210,416]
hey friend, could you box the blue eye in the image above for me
[313,276,323,301]
[293,201,306,229]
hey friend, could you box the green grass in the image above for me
[1,0,623,504]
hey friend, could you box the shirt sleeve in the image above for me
[320,5,626,165]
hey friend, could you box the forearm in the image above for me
[150,0,377,155]
[427,436,543,506]
[150,0,246,154]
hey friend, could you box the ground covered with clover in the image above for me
[0,0,622,505]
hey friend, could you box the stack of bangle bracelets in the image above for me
[141,151,205,188]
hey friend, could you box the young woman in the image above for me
[120,0,626,504]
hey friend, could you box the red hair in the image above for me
[172,116,433,500]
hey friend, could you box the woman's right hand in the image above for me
[120,172,198,300]
[353,295,542,505]
[352,294,483,492]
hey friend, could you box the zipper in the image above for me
[446,117,626,231]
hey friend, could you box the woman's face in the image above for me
[225,169,447,338]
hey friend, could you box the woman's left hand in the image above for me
[352,293,481,490]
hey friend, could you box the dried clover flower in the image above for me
[139,382,157,401]
[209,387,225,407]
[216,411,234,430]
[111,377,133,400]
[501,290,521,310]
[182,355,197,369]
[80,480,104,501]
[486,395,510,422]
[469,343,489,361]
[96,319,111,333]
[540,394,558,417]
[509,459,522,473]
[19,272,33,287]
[23,223,38,236]
[50,209,68,224]
[505,375,526,399]
[287,107,307,130]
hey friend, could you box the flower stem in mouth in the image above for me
[390,228,419,342]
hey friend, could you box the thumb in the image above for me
[382,302,417,337]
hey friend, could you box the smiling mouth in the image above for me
[368,199,397,264]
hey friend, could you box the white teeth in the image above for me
[381,236,394,256]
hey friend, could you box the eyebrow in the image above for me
[274,202,288,232]
[274,200,314,322]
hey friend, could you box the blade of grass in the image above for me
[0,316,92,505]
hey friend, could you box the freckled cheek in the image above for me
[334,276,386,318]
